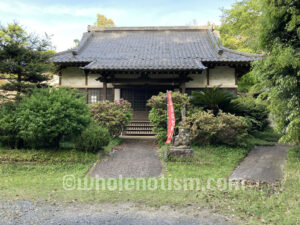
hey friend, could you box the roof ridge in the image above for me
[206,30,223,55]
[220,46,264,58]
[87,25,213,32]
[72,32,94,56]
[207,29,264,58]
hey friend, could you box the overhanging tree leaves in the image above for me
[219,0,263,53]
[0,23,55,100]
[252,0,300,144]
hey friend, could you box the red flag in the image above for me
[165,91,175,145]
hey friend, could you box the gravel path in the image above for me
[230,144,289,183]
[0,201,236,225]
[90,139,162,178]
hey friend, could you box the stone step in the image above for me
[123,120,155,136]
[123,131,155,136]
[127,123,153,127]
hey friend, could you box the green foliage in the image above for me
[185,110,248,146]
[252,46,300,144]
[0,22,55,99]
[0,102,20,148]
[190,86,243,116]
[90,99,132,137]
[219,0,262,53]
[75,123,110,153]
[258,0,299,51]
[147,92,189,145]
[11,87,91,149]
[233,96,269,132]
[249,0,300,145]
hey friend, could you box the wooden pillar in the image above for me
[235,67,238,85]
[103,81,107,100]
[180,82,186,94]
[84,70,89,103]
[84,70,89,86]
[58,72,62,86]
[206,68,210,86]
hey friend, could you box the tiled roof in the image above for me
[52,26,263,70]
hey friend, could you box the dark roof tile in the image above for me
[52,26,263,70]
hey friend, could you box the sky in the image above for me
[0,0,237,51]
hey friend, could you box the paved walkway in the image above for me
[90,139,162,178]
[0,201,235,225]
[230,144,289,183]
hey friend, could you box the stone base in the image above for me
[169,147,193,158]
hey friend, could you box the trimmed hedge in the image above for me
[75,124,110,153]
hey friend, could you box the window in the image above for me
[91,95,97,103]
[87,88,114,104]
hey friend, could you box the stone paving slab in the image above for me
[230,144,289,183]
[90,139,162,178]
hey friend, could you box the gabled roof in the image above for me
[52,26,263,71]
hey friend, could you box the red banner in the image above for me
[165,91,175,145]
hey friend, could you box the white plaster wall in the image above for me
[209,66,236,87]
[61,67,85,86]
[61,67,112,88]
[88,74,103,87]
[185,71,207,88]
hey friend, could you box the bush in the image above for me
[90,99,132,137]
[216,112,249,146]
[14,87,91,149]
[147,92,190,145]
[184,110,248,146]
[190,86,243,116]
[0,102,20,148]
[233,96,269,132]
[75,124,110,153]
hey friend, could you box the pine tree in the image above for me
[0,23,55,101]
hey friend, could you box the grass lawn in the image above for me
[0,132,299,224]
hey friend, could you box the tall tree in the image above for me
[219,0,262,53]
[252,0,300,144]
[94,14,115,28]
[0,23,54,100]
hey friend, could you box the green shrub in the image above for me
[90,99,132,137]
[75,124,110,153]
[216,112,249,146]
[233,96,269,132]
[184,109,223,145]
[190,86,243,116]
[0,102,20,148]
[15,87,91,149]
[147,92,189,145]
[184,110,248,146]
